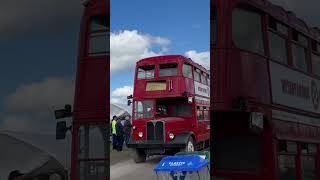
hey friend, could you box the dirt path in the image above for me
[110,155,164,180]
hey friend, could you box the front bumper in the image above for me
[127,140,186,149]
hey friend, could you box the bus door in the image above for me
[196,105,206,141]
[203,106,210,138]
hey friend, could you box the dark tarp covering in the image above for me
[0,132,67,180]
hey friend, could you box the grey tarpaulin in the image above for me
[0,132,68,180]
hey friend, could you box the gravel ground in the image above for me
[110,155,164,180]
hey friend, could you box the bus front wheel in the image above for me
[133,148,146,163]
[182,137,195,152]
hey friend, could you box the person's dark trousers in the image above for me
[112,134,117,150]
[125,132,131,146]
[117,135,124,151]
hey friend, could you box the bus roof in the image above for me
[236,0,319,41]
[136,55,209,74]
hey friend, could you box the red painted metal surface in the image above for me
[211,0,320,179]
[70,0,109,179]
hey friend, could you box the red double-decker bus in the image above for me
[71,0,109,179]
[55,0,109,180]
[127,55,210,163]
[211,0,320,179]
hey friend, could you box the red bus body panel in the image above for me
[70,0,109,180]
[211,0,320,179]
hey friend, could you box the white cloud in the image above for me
[111,86,133,105]
[5,77,74,113]
[1,77,75,133]
[110,30,170,73]
[185,50,210,70]
[111,86,133,97]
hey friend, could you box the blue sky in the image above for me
[110,0,210,104]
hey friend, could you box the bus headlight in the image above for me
[133,126,136,130]
[169,133,175,140]
[138,132,143,138]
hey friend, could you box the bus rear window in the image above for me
[159,63,178,77]
[138,65,155,79]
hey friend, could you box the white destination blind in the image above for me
[194,81,210,98]
[269,61,320,114]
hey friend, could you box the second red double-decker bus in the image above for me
[55,0,109,180]
[127,55,210,163]
[211,0,320,179]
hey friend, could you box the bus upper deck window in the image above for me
[292,43,307,72]
[269,17,288,36]
[194,69,200,82]
[183,64,193,79]
[268,31,288,64]
[201,73,207,85]
[201,73,208,85]
[232,8,264,55]
[159,63,178,77]
[312,53,320,76]
[88,15,108,57]
[312,41,320,76]
[312,41,319,52]
[138,65,155,79]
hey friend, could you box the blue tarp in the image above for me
[154,155,209,172]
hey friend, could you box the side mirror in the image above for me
[127,100,132,106]
[250,112,264,133]
[56,121,70,140]
[54,104,72,119]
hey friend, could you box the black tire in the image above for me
[133,149,146,163]
[181,137,195,152]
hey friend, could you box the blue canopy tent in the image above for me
[154,155,210,180]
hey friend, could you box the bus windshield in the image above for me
[134,100,153,119]
[156,98,192,118]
